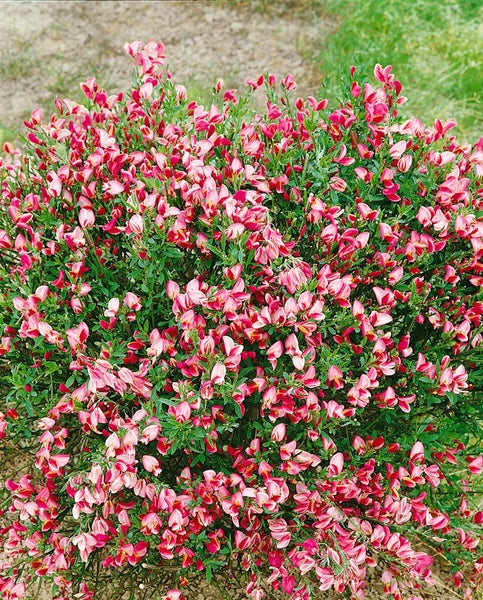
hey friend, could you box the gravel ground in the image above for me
[0,0,325,131]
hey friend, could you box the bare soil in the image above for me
[0,0,326,132]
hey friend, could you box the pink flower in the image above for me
[141,423,160,443]
[140,511,163,535]
[280,440,297,460]
[79,207,95,228]
[374,63,396,86]
[271,423,286,442]
[168,401,191,423]
[166,280,180,300]
[388,266,404,285]
[354,166,372,183]
[333,144,355,166]
[221,491,244,527]
[352,435,366,454]
[409,441,425,464]
[103,180,125,196]
[267,341,284,369]
[327,365,344,389]
[104,297,120,317]
[281,575,295,594]
[268,517,291,548]
[72,532,97,562]
[66,322,89,353]
[1,46,481,598]
[162,591,185,600]
[329,176,347,192]
[316,567,335,591]
[47,171,62,197]
[0,229,12,249]
[175,84,187,102]
[285,333,304,370]
[389,140,407,159]
[370,310,393,327]
[278,262,312,294]
[123,292,142,311]
[142,454,162,476]
[211,362,226,385]
[234,530,252,550]
[225,222,246,240]
[398,155,413,172]
[168,508,187,532]
[327,452,344,476]
[127,213,143,234]
[281,73,296,90]
[466,456,483,475]
[356,201,378,220]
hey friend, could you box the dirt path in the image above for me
[0,0,326,131]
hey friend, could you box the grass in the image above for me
[241,0,482,142]
[46,57,115,100]
[311,0,483,143]
[0,42,35,82]
[0,126,17,147]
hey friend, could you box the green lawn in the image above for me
[243,0,482,142]
[311,0,482,142]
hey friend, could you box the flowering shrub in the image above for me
[0,41,482,600]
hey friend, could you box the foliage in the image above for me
[0,41,482,600]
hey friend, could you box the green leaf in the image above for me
[24,398,34,416]
[232,401,243,419]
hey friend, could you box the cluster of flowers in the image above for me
[0,41,481,600]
